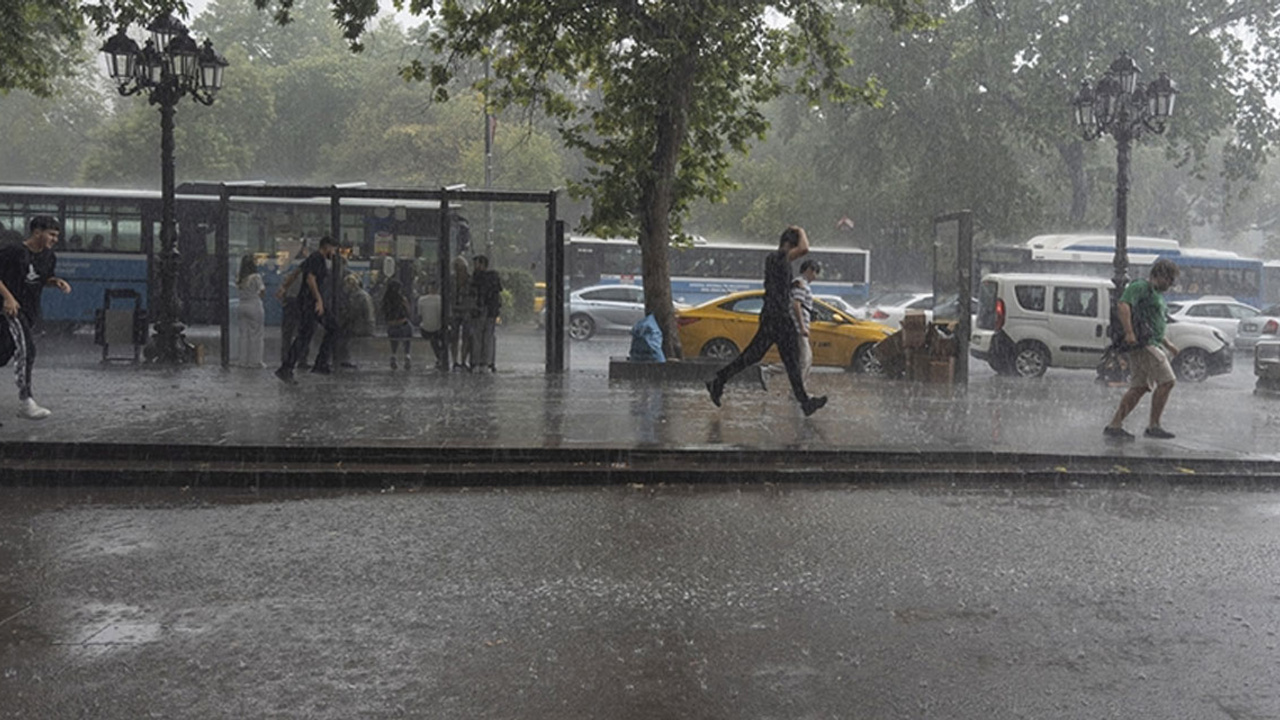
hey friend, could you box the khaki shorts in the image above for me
[1128,345,1175,390]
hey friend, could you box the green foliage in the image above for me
[1,0,192,97]
[497,267,534,324]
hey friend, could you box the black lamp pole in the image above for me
[1072,51,1178,296]
[101,15,228,364]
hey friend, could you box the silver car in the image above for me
[1236,303,1280,351]
[564,284,647,341]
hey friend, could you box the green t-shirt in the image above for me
[1119,279,1167,345]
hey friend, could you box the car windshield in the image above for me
[1264,304,1280,316]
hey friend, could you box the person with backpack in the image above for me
[1104,257,1181,441]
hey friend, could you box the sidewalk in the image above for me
[1,327,1278,485]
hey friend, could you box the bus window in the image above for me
[65,203,143,252]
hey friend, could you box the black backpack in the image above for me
[1107,281,1155,351]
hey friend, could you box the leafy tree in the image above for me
[0,0,191,97]
[0,61,109,184]
[262,0,933,357]
[80,42,277,185]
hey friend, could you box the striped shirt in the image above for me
[791,277,813,335]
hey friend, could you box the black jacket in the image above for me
[473,269,503,318]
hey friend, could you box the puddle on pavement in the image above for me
[57,602,161,658]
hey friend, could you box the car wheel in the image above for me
[568,313,595,341]
[1013,341,1049,378]
[701,337,739,361]
[850,343,883,375]
[1173,347,1209,382]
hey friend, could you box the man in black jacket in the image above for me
[275,236,339,383]
[470,254,503,373]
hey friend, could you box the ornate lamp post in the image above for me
[1072,51,1178,295]
[101,15,228,364]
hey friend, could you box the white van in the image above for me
[971,273,1233,381]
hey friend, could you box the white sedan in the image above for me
[1236,303,1280,351]
[862,291,933,328]
[1166,297,1259,346]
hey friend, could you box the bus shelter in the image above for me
[182,183,567,374]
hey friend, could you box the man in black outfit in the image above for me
[0,215,72,420]
[706,225,828,417]
[275,236,338,384]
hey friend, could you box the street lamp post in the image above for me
[1072,51,1178,295]
[101,15,228,364]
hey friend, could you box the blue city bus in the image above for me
[976,233,1266,308]
[0,185,448,327]
[566,235,872,306]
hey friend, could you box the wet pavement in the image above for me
[0,325,1278,484]
[2,482,1279,719]
[4,329,1280,718]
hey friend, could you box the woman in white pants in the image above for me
[235,254,266,367]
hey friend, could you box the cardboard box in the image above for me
[902,310,927,349]
[926,357,955,384]
[906,347,933,382]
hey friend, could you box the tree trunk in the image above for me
[1059,140,1088,227]
[639,55,695,359]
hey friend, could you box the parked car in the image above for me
[970,273,1232,381]
[1165,296,1259,346]
[676,290,895,373]
[562,283,647,341]
[1254,339,1280,395]
[1235,303,1280,352]
[863,291,933,327]
[816,294,859,316]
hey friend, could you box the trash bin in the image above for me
[94,289,148,363]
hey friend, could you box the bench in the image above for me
[608,356,763,385]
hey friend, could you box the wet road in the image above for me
[3,483,1279,719]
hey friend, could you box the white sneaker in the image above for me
[18,398,51,420]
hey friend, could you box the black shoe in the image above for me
[310,364,332,375]
[802,395,828,417]
[488,364,495,373]
[1103,426,1135,441]
[274,367,296,385]
[706,378,724,407]
[340,362,358,369]
[1144,426,1176,439]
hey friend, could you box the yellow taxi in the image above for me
[676,290,895,373]
[533,281,547,315]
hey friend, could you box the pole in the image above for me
[1113,129,1131,295]
[150,91,190,364]
[484,56,494,256]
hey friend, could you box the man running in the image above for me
[0,216,72,419]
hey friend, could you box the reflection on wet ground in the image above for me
[2,328,1277,464]
[3,483,1279,719]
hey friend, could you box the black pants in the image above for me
[282,306,336,371]
[421,329,448,369]
[279,297,309,366]
[2,314,36,400]
[715,314,809,403]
